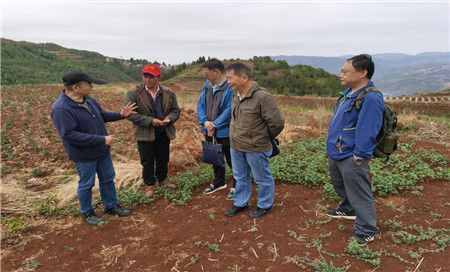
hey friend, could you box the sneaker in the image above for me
[227,188,236,200]
[354,233,376,245]
[203,183,227,195]
[83,211,105,226]
[105,205,131,217]
[225,205,248,217]
[326,208,356,220]
[249,206,272,219]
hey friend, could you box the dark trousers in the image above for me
[137,133,170,186]
[205,136,235,188]
[328,157,378,236]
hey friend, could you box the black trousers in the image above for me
[205,136,235,188]
[137,133,170,186]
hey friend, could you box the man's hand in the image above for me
[105,135,113,146]
[162,117,171,125]
[152,119,164,127]
[204,121,215,136]
[204,121,215,131]
[207,128,215,137]
[120,102,138,118]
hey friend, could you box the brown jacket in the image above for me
[126,84,180,142]
[230,82,284,152]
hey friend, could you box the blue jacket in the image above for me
[326,82,384,160]
[197,80,234,139]
[51,91,123,162]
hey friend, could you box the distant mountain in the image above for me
[1,38,153,85]
[273,52,450,96]
[1,38,341,96]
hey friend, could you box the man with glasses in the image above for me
[126,64,180,197]
[326,54,384,245]
[197,58,236,198]
[51,71,137,225]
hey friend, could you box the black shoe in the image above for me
[326,208,356,220]
[204,183,227,195]
[354,233,376,245]
[225,205,248,217]
[249,206,272,219]
[82,211,105,226]
[105,205,131,217]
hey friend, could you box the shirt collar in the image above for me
[145,84,161,95]
[346,81,374,98]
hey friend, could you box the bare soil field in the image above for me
[1,82,449,272]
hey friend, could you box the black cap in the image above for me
[62,71,108,86]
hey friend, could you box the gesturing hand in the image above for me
[120,102,138,118]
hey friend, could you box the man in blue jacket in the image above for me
[326,54,384,244]
[51,71,137,225]
[197,59,235,197]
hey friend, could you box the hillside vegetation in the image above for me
[1,39,341,96]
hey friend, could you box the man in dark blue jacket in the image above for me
[51,71,137,225]
[197,59,235,197]
[326,54,384,245]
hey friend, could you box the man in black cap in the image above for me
[51,71,137,225]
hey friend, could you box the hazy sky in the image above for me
[1,0,449,64]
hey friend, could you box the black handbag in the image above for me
[201,137,225,167]
[268,128,280,158]
[270,138,280,158]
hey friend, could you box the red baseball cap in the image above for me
[142,64,161,77]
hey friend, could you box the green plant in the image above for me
[391,225,449,252]
[208,213,216,220]
[207,243,220,253]
[345,238,381,267]
[383,218,403,231]
[284,255,348,272]
[156,165,213,205]
[22,259,40,271]
[118,187,152,207]
[35,193,77,217]
[312,259,348,272]
[31,167,47,177]
[2,216,29,234]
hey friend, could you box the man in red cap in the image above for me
[126,64,180,196]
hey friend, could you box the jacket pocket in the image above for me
[341,130,356,152]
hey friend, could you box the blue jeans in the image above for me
[231,148,275,209]
[75,153,118,215]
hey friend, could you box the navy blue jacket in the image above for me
[326,82,384,160]
[197,80,234,138]
[51,91,123,162]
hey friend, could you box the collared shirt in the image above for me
[212,79,227,93]
[145,85,161,101]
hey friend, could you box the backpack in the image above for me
[336,87,399,160]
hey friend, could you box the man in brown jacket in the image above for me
[224,62,284,218]
[126,64,180,196]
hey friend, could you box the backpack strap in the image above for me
[353,87,382,110]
